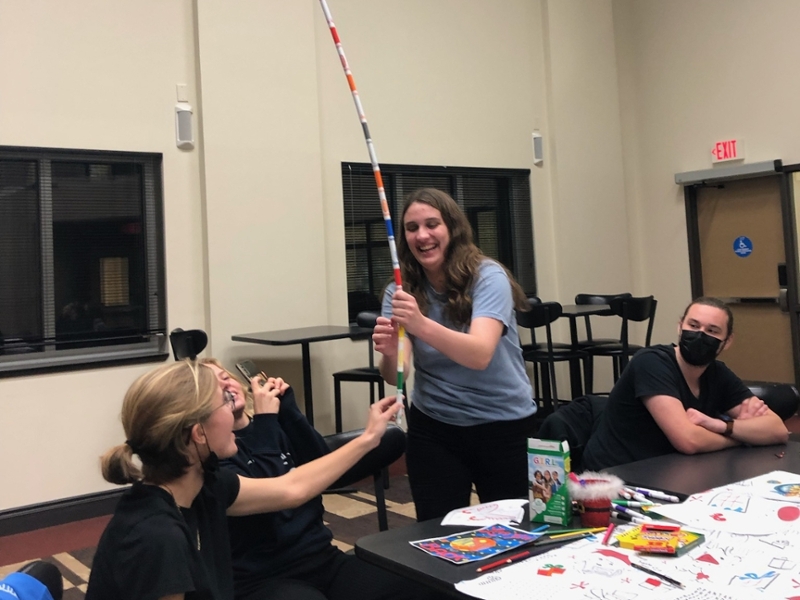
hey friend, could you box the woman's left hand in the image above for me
[391,289,426,336]
[251,376,282,414]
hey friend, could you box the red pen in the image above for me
[601,524,615,546]
[476,550,531,573]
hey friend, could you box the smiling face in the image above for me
[198,382,238,459]
[206,363,248,418]
[403,201,451,279]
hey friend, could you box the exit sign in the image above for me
[711,138,744,163]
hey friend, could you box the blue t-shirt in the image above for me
[383,260,534,426]
[0,573,52,600]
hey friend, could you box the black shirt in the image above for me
[582,344,752,471]
[86,468,240,600]
[221,398,333,598]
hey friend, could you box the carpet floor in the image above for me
[0,474,417,599]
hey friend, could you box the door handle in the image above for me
[720,297,779,305]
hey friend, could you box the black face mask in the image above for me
[679,329,723,366]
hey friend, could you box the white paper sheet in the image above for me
[440,499,528,526]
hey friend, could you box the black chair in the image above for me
[574,293,633,393]
[585,295,657,389]
[169,328,208,360]
[516,300,587,414]
[537,394,607,473]
[324,424,406,531]
[169,327,403,531]
[744,381,800,422]
[332,311,385,433]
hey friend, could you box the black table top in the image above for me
[232,325,371,346]
[356,441,800,596]
[355,517,589,597]
[606,441,800,500]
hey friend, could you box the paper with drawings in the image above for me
[455,471,800,600]
[652,470,800,535]
[455,537,740,600]
[440,499,527,526]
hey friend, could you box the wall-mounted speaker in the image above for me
[532,132,543,166]
[175,104,194,150]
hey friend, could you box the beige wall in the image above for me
[3,0,799,511]
[0,0,205,509]
[613,0,800,342]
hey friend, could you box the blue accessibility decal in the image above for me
[733,236,753,257]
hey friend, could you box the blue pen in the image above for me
[530,524,550,534]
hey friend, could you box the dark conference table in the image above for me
[355,441,799,598]
[232,325,371,426]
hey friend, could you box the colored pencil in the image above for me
[630,562,685,588]
[476,550,532,573]
[601,524,615,546]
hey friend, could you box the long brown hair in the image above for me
[100,360,218,486]
[397,188,528,328]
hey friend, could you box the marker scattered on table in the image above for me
[613,500,657,508]
[612,510,650,525]
[630,486,680,503]
[612,505,652,521]
[630,562,685,589]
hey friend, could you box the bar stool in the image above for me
[574,293,632,393]
[332,311,385,433]
[586,295,657,389]
[516,300,586,414]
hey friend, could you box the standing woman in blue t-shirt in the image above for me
[374,187,536,521]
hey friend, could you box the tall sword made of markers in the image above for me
[318,0,405,425]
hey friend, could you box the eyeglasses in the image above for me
[212,389,236,413]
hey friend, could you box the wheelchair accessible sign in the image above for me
[733,236,753,257]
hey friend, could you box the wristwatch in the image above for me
[723,420,734,437]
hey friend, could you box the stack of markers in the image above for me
[611,486,680,524]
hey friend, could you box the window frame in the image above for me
[0,145,169,376]
[342,162,536,323]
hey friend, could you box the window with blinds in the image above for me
[0,146,167,375]
[341,163,536,323]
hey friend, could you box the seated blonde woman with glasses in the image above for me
[85,360,400,600]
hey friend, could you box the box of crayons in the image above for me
[615,523,704,556]
[527,438,571,526]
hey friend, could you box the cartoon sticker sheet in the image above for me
[455,471,800,600]
[410,524,541,564]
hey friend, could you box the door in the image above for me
[694,176,795,383]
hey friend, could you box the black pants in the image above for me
[238,545,445,600]
[406,404,537,522]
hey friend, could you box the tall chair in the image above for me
[574,293,632,393]
[516,300,586,414]
[332,311,385,433]
[586,295,657,387]
[169,328,208,360]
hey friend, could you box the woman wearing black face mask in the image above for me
[86,360,400,600]
[583,297,788,471]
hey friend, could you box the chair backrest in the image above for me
[537,394,607,472]
[169,328,208,360]
[575,292,633,342]
[745,381,800,421]
[356,311,379,368]
[516,301,562,353]
[609,296,657,352]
